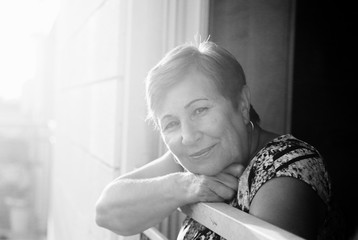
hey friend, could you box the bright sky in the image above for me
[0,0,60,100]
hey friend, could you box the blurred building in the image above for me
[0,98,52,240]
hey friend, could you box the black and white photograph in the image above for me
[0,1,355,240]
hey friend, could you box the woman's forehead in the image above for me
[155,74,224,118]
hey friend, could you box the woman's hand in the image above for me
[183,163,245,203]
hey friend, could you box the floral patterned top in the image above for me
[177,134,343,240]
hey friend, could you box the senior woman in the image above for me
[96,41,342,240]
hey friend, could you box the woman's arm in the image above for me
[95,151,182,235]
[95,151,241,236]
[249,177,326,240]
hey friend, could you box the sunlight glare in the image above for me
[0,0,60,100]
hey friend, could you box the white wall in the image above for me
[48,0,126,239]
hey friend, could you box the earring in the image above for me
[249,121,254,131]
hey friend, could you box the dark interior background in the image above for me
[292,1,356,239]
[209,0,357,239]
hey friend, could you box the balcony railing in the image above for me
[141,202,304,240]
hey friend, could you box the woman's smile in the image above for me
[189,143,217,159]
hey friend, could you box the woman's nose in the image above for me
[181,121,201,145]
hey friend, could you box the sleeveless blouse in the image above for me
[178,134,344,240]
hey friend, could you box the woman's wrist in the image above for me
[167,172,198,206]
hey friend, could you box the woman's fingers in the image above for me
[222,163,245,178]
[206,177,237,200]
[213,163,245,191]
[191,174,236,202]
[214,172,238,191]
[187,164,245,203]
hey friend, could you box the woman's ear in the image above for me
[239,85,251,124]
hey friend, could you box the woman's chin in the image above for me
[188,165,224,176]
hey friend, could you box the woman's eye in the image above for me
[163,121,179,131]
[194,107,208,116]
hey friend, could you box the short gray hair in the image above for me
[145,41,260,128]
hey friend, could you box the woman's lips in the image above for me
[189,144,217,159]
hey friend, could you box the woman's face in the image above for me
[156,71,251,176]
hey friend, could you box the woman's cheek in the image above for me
[162,132,175,148]
[163,134,183,159]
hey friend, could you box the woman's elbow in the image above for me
[95,200,109,228]
[95,199,113,229]
[95,200,137,236]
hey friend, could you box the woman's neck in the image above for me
[250,125,279,159]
